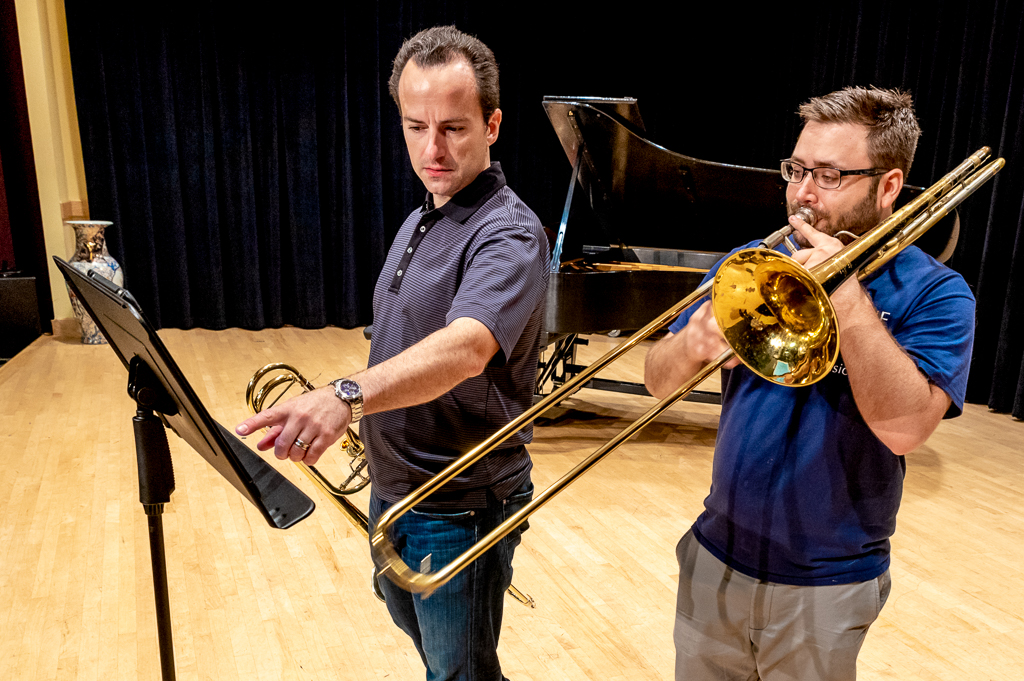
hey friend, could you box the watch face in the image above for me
[335,379,362,400]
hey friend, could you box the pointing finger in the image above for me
[237,408,281,436]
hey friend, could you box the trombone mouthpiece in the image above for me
[793,206,817,227]
[760,207,817,249]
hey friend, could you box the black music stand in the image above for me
[54,257,315,681]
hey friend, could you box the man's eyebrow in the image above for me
[402,115,472,125]
[790,155,843,169]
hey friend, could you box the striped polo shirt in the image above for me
[362,163,550,508]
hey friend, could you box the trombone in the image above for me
[244,363,536,607]
[370,146,1005,598]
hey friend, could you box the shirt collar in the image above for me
[421,163,506,224]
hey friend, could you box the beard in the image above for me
[787,191,884,247]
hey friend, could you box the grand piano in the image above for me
[536,96,960,402]
[537,96,789,402]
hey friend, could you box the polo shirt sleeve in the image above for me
[447,221,548,366]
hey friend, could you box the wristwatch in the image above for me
[330,378,364,423]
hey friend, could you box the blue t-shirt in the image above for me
[670,240,975,585]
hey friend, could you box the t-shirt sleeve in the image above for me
[447,221,548,365]
[888,267,976,418]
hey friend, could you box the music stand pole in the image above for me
[128,357,178,681]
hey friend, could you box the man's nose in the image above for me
[792,172,818,205]
[426,129,446,160]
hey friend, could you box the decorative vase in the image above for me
[65,220,123,344]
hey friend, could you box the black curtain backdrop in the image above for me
[65,2,1024,418]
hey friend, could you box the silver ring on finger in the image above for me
[293,437,311,451]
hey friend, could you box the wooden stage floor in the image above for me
[1,327,1022,680]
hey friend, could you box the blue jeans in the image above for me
[368,480,533,681]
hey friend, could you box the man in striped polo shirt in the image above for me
[238,26,548,681]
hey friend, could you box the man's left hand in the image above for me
[786,213,844,267]
[236,386,352,465]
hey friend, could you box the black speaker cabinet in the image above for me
[0,274,43,359]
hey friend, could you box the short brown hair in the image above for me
[389,26,499,123]
[798,86,922,177]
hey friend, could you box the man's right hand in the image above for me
[681,301,737,366]
[236,386,352,465]
[644,300,740,399]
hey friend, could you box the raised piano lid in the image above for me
[540,96,789,337]
[542,96,789,258]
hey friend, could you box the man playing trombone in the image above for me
[645,86,976,681]
[237,26,548,681]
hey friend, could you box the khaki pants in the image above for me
[674,530,890,681]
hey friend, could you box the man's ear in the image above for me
[878,168,904,210]
[486,108,502,146]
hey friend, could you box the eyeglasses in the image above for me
[780,160,888,189]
